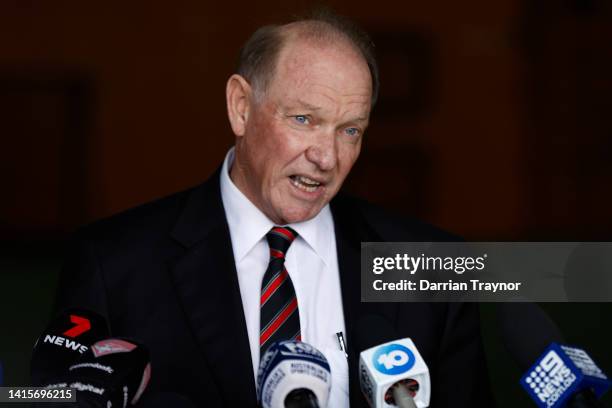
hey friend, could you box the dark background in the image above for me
[1,1,611,406]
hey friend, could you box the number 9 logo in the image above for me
[372,343,415,375]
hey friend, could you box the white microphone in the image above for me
[257,340,332,408]
[359,338,431,408]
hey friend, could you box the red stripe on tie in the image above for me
[296,334,301,341]
[274,227,295,241]
[260,298,298,346]
[270,249,284,259]
[261,269,288,305]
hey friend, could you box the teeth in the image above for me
[290,175,321,193]
[297,176,321,186]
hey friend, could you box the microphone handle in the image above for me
[391,384,418,408]
[284,388,320,408]
[567,389,605,408]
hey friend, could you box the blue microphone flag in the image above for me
[520,343,610,408]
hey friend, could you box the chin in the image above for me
[279,206,320,224]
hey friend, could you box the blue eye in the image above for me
[345,127,360,137]
[293,115,309,124]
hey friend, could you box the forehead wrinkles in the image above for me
[302,84,370,121]
[295,75,370,111]
[274,34,370,84]
[270,43,371,116]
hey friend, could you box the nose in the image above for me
[305,129,337,171]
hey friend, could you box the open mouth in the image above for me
[289,175,323,193]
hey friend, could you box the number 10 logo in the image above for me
[373,343,416,375]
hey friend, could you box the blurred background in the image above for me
[1,0,611,406]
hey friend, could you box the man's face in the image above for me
[230,38,372,224]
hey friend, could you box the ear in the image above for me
[226,74,253,137]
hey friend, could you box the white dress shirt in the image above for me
[220,148,349,407]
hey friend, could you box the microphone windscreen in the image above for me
[31,308,110,386]
[258,341,331,408]
[520,343,610,407]
[64,338,151,406]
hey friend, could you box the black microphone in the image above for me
[497,303,610,408]
[31,308,110,386]
[42,337,151,407]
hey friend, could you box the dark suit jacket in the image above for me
[55,170,494,407]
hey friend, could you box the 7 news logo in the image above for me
[42,314,92,354]
[373,343,416,376]
[63,315,91,338]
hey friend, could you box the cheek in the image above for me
[257,130,297,185]
[245,124,280,172]
[268,128,306,170]
[337,143,362,176]
[247,120,273,151]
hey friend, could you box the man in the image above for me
[56,12,493,407]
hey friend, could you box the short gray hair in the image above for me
[236,9,379,106]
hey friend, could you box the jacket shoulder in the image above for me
[332,193,461,242]
[75,185,196,250]
[79,188,193,237]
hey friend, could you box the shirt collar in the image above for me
[220,147,334,266]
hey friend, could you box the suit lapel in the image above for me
[169,171,257,406]
[333,212,364,407]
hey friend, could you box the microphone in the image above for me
[257,340,332,408]
[42,337,151,407]
[521,343,611,408]
[520,344,610,408]
[354,315,430,408]
[497,304,611,407]
[30,308,110,386]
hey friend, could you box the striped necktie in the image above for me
[260,226,301,356]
